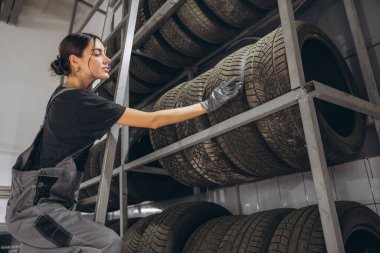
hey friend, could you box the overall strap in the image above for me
[42,87,76,126]
[12,87,76,171]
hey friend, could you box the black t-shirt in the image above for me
[31,88,126,171]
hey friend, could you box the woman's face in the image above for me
[77,38,111,83]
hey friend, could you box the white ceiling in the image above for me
[22,0,108,26]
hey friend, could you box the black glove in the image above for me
[201,77,243,113]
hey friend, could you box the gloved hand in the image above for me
[201,77,243,113]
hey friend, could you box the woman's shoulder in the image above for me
[57,88,99,100]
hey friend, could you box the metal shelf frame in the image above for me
[70,0,380,251]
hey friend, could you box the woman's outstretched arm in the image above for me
[116,103,206,129]
[116,77,243,129]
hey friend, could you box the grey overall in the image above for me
[5,88,122,253]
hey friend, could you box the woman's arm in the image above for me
[116,77,243,129]
[116,103,206,129]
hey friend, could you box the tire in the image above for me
[123,214,158,253]
[88,138,142,211]
[268,201,380,253]
[176,71,254,185]
[217,209,294,253]
[206,45,292,177]
[182,215,242,253]
[136,0,196,68]
[127,133,193,201]
[139,202,231,253]
[247,0,277,10]
[202,0,264,28]
[147,0,216,58]
[104,32,119,57]
[96,77,146,105]
[149,83,214,186]
[130,54,179,85]
[176,0,238,44]
[96,77,117,101]
[88,139,121,211]
[129,72,159,95]
[76,145,96,212]
[244,21,367,170]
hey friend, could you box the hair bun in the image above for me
[50,56,66,76]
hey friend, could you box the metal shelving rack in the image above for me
[73,0,380,252]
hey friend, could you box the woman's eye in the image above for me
[94,54,101,56]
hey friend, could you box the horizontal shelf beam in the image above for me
[313,81,380,119]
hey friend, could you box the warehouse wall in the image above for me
[127,157,380,217]
[0,1,107,223]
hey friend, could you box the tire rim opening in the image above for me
[301,38,356,137]
[345,227,380,253]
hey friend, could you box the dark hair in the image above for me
[50,33,102,76]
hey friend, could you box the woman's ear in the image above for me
[68,54,79,72]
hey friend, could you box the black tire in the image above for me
[140,26,197,69]
[176,71,254,185]
[206,45,292,177]
[202,0,264,28]
[96,76,117,101]
[139,202,231,253]
[88,139,121,211]
[88,138,142,211]
[123,214,158,253]
[182,215,242,253]
[127,133,193,201]
[217,209,294,253]
[149,83,214,186]
[96,77,146,105]
[106,217,141,235]
[247,0,277,10]
[136,0,196,68]
[130,54,179,85]
[147,0,216,58]
[176,0,239,44]
[104,32,120,57]
[268,201,380,253]
[129,72,159,95]
[244,21,367,170]
[76,145,96,212]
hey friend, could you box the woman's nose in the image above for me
[104,55,111,64]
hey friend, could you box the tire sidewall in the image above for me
[297,21,366,162]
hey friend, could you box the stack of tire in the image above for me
[76,133,192,212]
[149,21,367,186]
[122,201,380,253]
[96,0,294,105]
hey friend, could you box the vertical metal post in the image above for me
[342,0,380,141]
[68,0,79,34]
[119,0,129,237]
[101,0,116,40]
[277,0,305,90]
[298,93,345,253]
[94,0,140,225]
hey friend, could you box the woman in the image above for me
[5,33,242,253]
